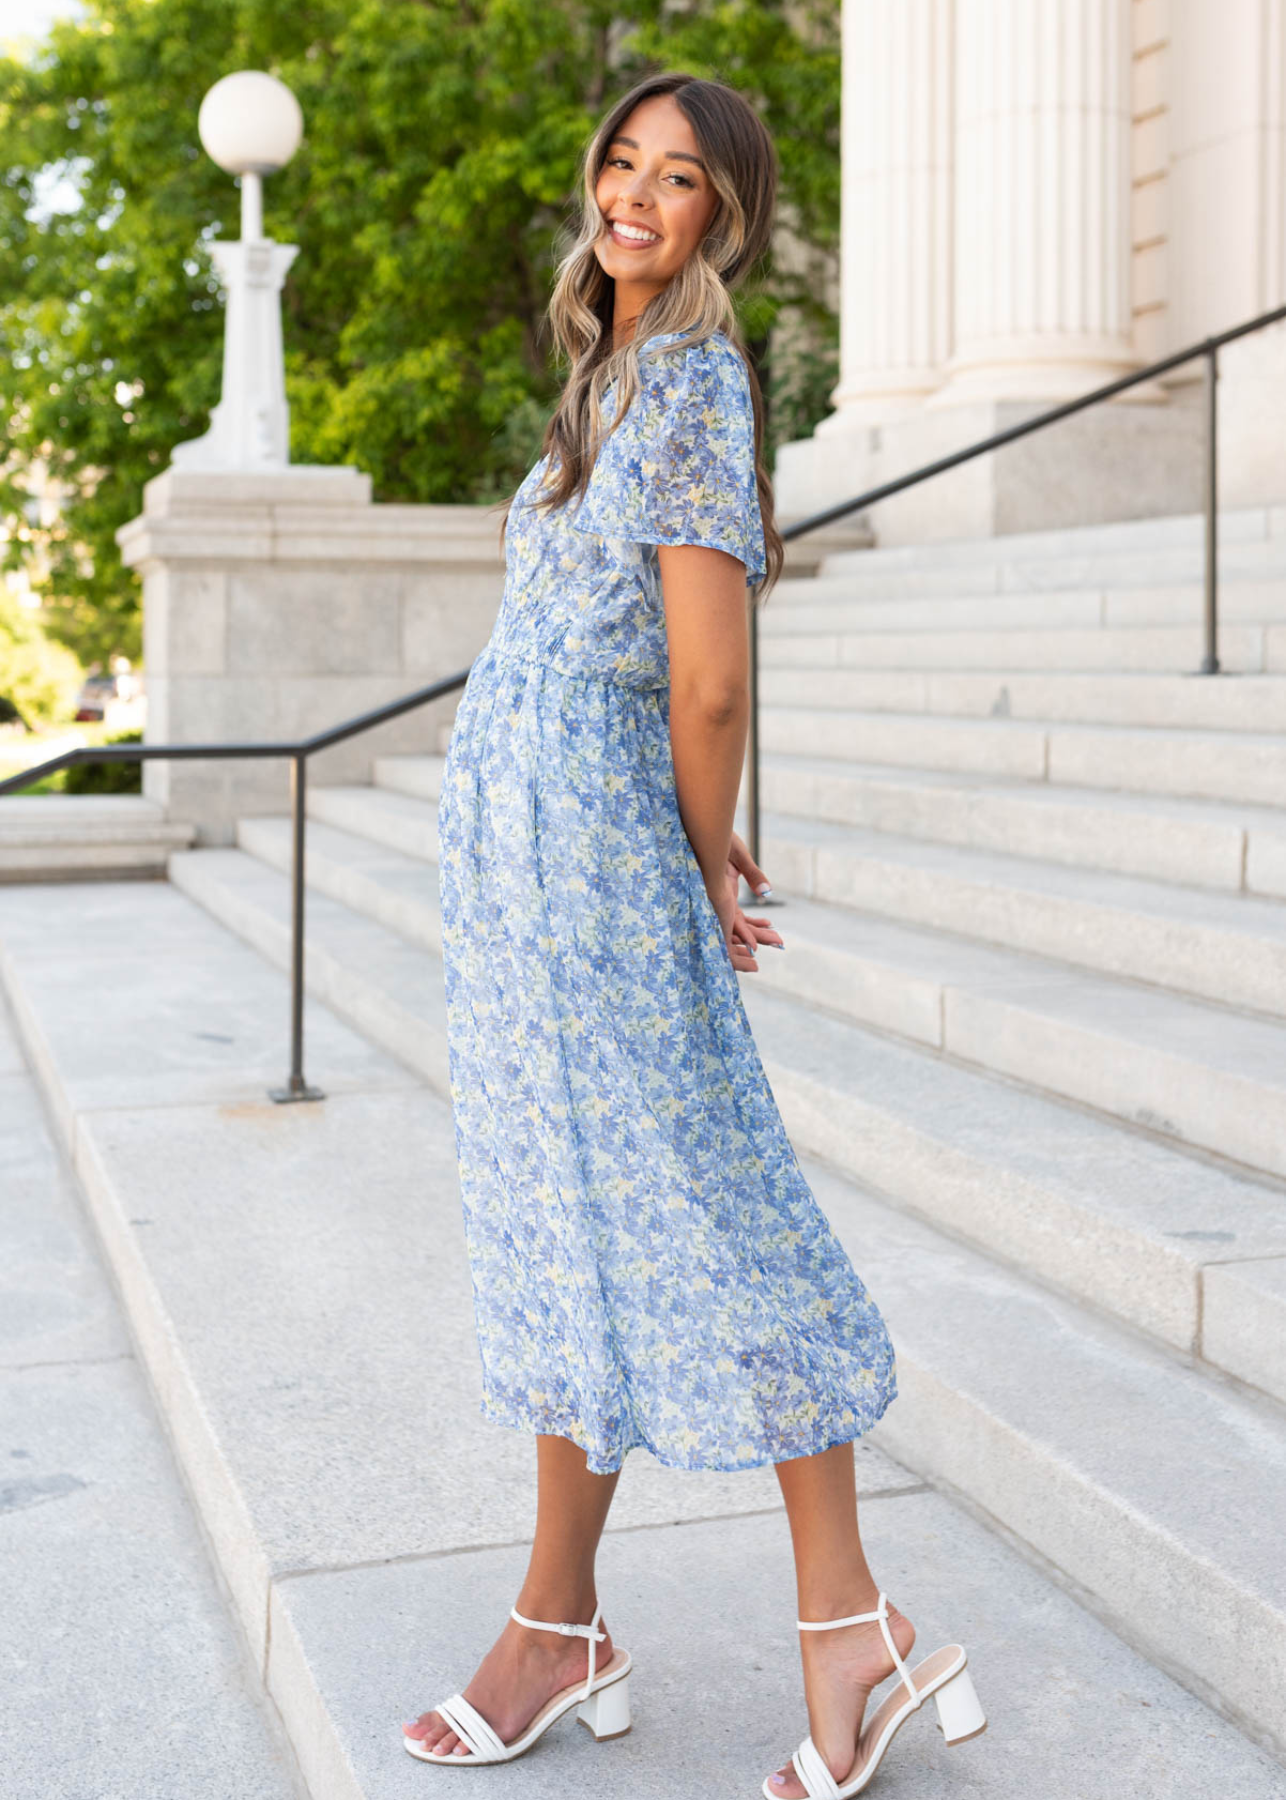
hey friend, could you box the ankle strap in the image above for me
[796,1591,919,1707]
[510,1600,606,1701]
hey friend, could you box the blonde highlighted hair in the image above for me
[501,70,784,601]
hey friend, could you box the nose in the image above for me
[618,168,652,206]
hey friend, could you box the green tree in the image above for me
[0,0,840,666]
[0,591,83,726]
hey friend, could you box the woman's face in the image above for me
[593,94,720,304]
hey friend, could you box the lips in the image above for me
[607,219,662,249]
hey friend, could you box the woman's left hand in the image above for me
[721,829,783,968]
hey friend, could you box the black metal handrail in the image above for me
[4,299,1285,1096]
[742,297,1286,872]
[0,668,471,1101]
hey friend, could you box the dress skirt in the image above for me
[436,638,899,1476]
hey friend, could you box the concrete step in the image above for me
[376,744,1286,903]
[308,781,438,860]
[325,773,1286,1015]
[800,543,1286,602]
[760,707,1286,805]
[807,1158,1286,1765]
[5,879,1282,1795]
[756,754,1286,896]
[230,812,1286,1401]
[814,509,1286,592]
[749,885,1286,1180]
[372,754,443,801]
[90,855,1286,1764]
[809,503,1279,576]
[0,794,195,881]
[751,668,1286,735]
[0,991,303,1799]
[758,619,1274,671]
[376,750,1286,903]
[762,580,1286,631]
[378,750,1286,897]
[758,813,1286,1018]
[289,780,1286,1177]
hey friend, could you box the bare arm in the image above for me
[660,542,783,970]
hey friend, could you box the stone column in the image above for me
[821,0,954,427]
[933,0,1138,403]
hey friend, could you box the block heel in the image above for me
[932,1662,987,1744]
[577,1670,632,1739]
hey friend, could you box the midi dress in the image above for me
[436,326,898,1475]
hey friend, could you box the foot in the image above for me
[766,1602,916,1799]
[403,1608,615,1760]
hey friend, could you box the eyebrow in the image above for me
[607,134,707,172]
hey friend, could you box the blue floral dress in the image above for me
[436,327,897,1474]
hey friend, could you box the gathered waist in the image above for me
[475,636,670,693]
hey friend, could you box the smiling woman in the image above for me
[401,67,984,1800]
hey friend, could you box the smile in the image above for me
[608,219,662,248]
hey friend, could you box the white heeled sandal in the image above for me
[762,1590,986,1799]
[402,1597,632,1765]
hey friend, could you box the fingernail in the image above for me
[756,883,772,896]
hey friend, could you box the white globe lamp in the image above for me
[197,70,303,239]
[170,71,305,471]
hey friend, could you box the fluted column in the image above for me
[822,0,954,428]
[933,0,1137,403]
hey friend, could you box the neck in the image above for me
[612,279,665,348]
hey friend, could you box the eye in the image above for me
[603,155,697,189]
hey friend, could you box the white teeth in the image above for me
[612,221,660,243]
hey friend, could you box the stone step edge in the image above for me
[304,780,1286,1049]
[231,816,1286,1401]
[313,781,1286,1036]
[366,752,1286,903]
[297,784,1286,1179]
[0,932,400,1800]
[751,817,1286,1023]
[152,847,1286,1764]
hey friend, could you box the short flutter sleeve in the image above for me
[571,333,768,585]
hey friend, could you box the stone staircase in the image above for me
[0,794,195,880]
[156,502,1286,1770]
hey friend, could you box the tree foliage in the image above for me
[0,590,83,724]
[0,0,840,664]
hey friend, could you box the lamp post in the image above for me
[171,70,304,472]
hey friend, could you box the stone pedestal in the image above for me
[117,467,506,844]
[776,387,1203,547]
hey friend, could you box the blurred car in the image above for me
[74,675,120,721]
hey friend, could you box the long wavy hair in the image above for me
[499,71,785,602]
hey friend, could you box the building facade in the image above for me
[775,0,1286,541]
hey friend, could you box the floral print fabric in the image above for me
[436,328,898,1474]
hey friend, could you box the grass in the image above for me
[0,721,131,795]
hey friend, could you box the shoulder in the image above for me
[640,327,748,382]
[638,329,753,421]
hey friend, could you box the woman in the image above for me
[402,70,984,1799]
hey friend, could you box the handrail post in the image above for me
[270,751,324,1103]
[1199,342,1221,675]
